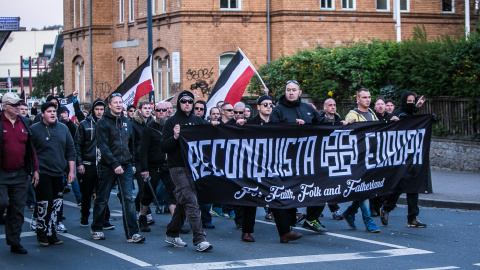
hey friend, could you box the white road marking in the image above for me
[61,233,152,268]
[411,267,460,270]
[256,219,408,249]
[473,263,480,266]
[156,248,433,270]
[63,200,80,208]
[0,231,36,239]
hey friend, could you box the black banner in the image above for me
[179,115,433,209]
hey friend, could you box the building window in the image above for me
[73,0,76,28]
[120,60,126,82]
[400,0,409,12]
[442,0,454,13]
[119,0,124,23]
[219,52,235,75]
[155,56,170,100]
[75,61,86,102]
[320,0,335,10]
[79,0,83,26]
[129,0,135,22]
[220,0,241,10]
[376,0,389,11]
[341,0,355,10]
[152,0,166,14]
[162,0,166,13]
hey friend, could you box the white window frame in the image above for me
[73,0,77,28]
[120,60,126,82]
[376,0,390,12]
[442,0,455,13]
[156,57,163,99]
[341,0,356,11]
[79,0,83,26]
[162,0,166,13]
[400,0,410,12]
[220,0,241,11]
[320,0,335,10]
[129,0,135,22]
[219,52,235,75]
[75,62,80,95]
[165,57,170,98]
[119,0,124,23]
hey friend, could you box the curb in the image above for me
[398,198,480,211]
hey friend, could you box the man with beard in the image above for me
[161,91,212,252]
[270,80,332,234]
[209,107,221,122]
[380,91,427,228]
[75,99,114,229]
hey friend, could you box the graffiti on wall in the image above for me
[190,79,214,98]
[186,67,214,81]
[94,81,112,99]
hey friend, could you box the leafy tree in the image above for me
[31,47,64,98]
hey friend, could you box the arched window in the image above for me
[219,52,235,75]
[153,49,170,101]
[120,59,126,82]
[74,57,86,102]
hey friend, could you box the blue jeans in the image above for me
[91,163,138,239]
[344,199,373,225]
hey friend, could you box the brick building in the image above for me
[62,0,476,104]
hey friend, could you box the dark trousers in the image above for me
[142,166,172,206]
[34,173,64,236]
[78,164,110,222]
[91,163,138,239]
[270,208,297,236]
[241,206,256,233]
[383,192,419,222]
[0,169,29,246]
[26,181,35,206]
[306,206,323,221]
[166,167,206,246]
[200,204,212,223]
[134,171,145,212]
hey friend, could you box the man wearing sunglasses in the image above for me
[271,80,333,234]
[161,90,213,252]
[219,103,234,124]
[193,100,207,121]
[138,102,176,232]
[126,105,136,121]
[226,102,246,126]
[0,93,39,254]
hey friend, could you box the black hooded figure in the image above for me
[393,90,419,118]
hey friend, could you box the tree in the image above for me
[31,47,64,98]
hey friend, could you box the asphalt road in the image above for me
[1,190,479,270]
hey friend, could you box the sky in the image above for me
[2,0,63,30]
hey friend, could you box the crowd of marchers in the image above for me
[0,82,427,255]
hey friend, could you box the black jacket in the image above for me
[60,118,77,138]
[319,110,342,124]
[270,95,333,124]
[161,90,204,168]
[131,110,153,162]
[140,119,167,172]
[74,114,98,165]
[0,114,37,176]
[247,114,269,125]
[96,107,134,169]
[393,90,419,118]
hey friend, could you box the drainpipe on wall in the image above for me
[267,0,271,63]
[89,0,93,103]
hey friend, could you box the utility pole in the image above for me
[466,0,471,40]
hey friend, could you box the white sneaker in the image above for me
[56,222,68,233]
[146,214,155,225]
[165,236,187,247]
[127,233,145,243]
[91,231,105,240]
[196,241,212,252]
[30,217,37,231]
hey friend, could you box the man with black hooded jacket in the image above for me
[161,90,212,252]
[380,90,427,228]
[75,98,113,228]
[270,80,333,233]
[90,94,145,243]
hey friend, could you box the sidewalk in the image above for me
[398,168,480,210]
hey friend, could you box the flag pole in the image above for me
[237,47,267,90]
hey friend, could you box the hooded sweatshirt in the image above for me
[74,98,105,165]
[161,90,204,168]
[96,106,134,169]
[393,90,419,118]
[270,94,332,124]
